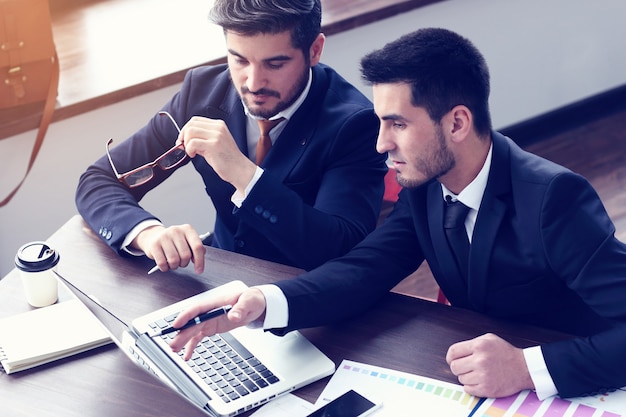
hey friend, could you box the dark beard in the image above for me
[241,67,309,119]
[397,126,455,189]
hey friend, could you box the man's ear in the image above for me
[447,105,473,143]
[309,33,325,66]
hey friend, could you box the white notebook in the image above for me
[0,299,112,374]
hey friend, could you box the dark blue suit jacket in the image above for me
[275,132,626,397]
[76,64,387,270]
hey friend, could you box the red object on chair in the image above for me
[383,166,402,202]
[378,167,401,227]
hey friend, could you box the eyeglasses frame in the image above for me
[105,111,187,188]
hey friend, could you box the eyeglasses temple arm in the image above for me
[158,111,182,134]
[105,138,123,179]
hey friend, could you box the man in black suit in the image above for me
[75,0,387,273]
[170,28,626,399]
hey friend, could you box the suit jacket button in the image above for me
[262,210,271,219]
[254,205,263,214]
[269,215,278,224]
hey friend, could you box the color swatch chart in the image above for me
[315,359,480,416]
[474,389,625,417]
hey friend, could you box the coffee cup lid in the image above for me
[15,241,60,272]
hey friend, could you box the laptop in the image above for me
[54,273,335,417]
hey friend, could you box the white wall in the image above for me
[325,0,626,128]
[1,0,625,277]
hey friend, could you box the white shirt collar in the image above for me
[440,142,492,242]
[441,142,493,212]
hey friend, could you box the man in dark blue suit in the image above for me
[170,28,626,399]
[75,0,387,273]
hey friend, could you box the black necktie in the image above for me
[444,195,470,278]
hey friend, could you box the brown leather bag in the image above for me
[0,0,59,206]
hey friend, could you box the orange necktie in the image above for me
[255,118,284,165]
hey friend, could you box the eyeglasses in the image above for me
[106,111,188,188]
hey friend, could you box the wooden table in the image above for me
[0,215,569,416]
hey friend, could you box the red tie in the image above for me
[255,118,284,165]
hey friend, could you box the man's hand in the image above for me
[178,116,257,193]
[168,287,268,360]
[446,333,534,398]
[132,224,206,274]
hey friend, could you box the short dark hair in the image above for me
[209,0,322,55]
[360,28,492,136]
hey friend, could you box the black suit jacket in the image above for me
[76,64,387,270]
[275,132,626,397]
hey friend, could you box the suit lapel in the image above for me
[261,115,313,178]
[467,132,511,311]
[427,183,469,305]
[261,66,328,179]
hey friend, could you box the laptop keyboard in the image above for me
[150,314,280,403]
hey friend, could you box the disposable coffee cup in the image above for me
[15,241,60,307]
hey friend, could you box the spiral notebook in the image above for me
[0,299,112,374]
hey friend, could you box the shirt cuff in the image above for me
[231,167,264,208]
[252,284,289,329]
[121,219,163,256]
[523,346,558,400]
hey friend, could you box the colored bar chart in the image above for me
[315,359,480,416]
[316,360,625,417]
[476,390,624,417]
[350,362,479,408]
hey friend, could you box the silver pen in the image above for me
[152,305,232,337]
